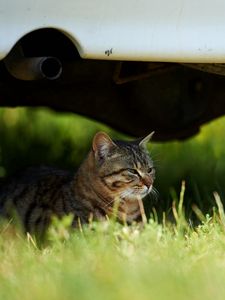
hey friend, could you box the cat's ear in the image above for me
[92,132,117,159]
[138,131,154,148]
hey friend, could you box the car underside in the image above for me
[1,29,225,141]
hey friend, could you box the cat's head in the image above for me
[92,131,155,200]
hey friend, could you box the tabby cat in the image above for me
[0,131,155,237]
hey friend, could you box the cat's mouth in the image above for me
[120,185,153,200]
[139,184,152,195]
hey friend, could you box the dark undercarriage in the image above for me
[1,29,225,141]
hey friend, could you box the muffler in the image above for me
[4,54,62,81]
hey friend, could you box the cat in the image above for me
[0,131,155,238]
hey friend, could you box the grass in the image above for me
[1,107,225,299]
[1,193,225,300]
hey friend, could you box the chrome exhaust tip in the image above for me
[4,55,62,81]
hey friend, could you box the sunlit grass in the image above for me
[0,191,225,300]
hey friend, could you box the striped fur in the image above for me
[0,131,155,237]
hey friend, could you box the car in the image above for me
[1,0,225,140]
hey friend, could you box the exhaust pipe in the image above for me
[4,55,62,81]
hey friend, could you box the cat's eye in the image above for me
[148,167,153,173]
[127,169,139,175]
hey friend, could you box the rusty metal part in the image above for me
[114,62,225,85]
[113,62,178,84]
[181,63,225,76]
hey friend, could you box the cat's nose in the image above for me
[142,176,153,189]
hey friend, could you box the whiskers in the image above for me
[100,184,159,215]
[149,186,159,202]
[120,189,135,199]
[103,198,117,209]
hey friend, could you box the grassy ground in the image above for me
[1,107,225,300]
[1,197,225,300]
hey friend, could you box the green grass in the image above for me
[1,195,225,300]
[1,107,225,299]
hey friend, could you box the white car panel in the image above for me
[1,0,225,62]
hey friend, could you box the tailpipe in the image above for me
[4,56,62,81]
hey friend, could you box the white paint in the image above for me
[1,0,225,62]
